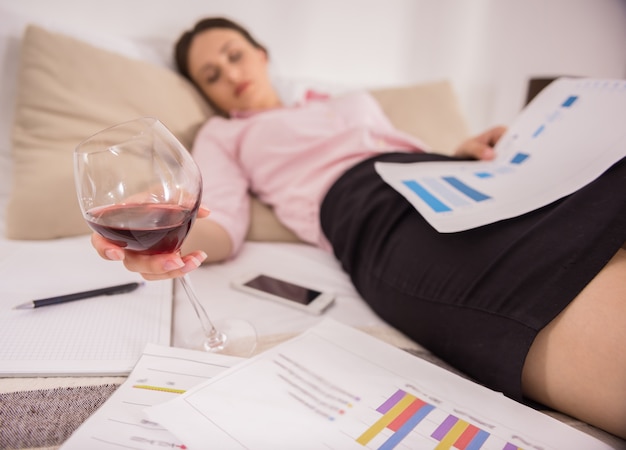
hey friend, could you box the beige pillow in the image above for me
[370,81,470,155]
[6,25,470,242]
[6,25,212,239]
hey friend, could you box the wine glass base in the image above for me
[186,318,258,358]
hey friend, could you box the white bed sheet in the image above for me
[172,241,391,350]
[0,234,400,353]
[2,238,625,449]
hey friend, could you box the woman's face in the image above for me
[187,28,280,114]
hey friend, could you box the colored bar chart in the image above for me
[374,77,626,233]
[276,356,532,449]
[532,124,545,138]
[356,389,525,450]
[402,174,491,214]
[561,95,578,107]
[391,91,587,214]
[145,320,613,449]
[503,443,523,450]
[402,180,452,213]
[132,384,187,394]
[442,177,491,202]
[431,414,490,450]
[356,389,435,448]
[510,152,530,164]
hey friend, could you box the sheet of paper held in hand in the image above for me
[375,77,626,233]
[0,236,172,376]
[60,343,242,449]
[145,319,611,449]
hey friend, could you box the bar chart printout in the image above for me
[356,388,525,450]
[59,344,242,450]
[146,320,612,450]
[261,353,526,449]
[375,77,626,233]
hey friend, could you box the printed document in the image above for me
[146,320,612,449]
[375,78,626,232]
[60,343,242,449]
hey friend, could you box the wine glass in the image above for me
[74,117,257,356]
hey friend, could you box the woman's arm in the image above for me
[180,214,233,263]
[91,206,233,281]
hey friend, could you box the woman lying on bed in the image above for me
[91,17,626,438]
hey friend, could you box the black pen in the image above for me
[13,282,145,310]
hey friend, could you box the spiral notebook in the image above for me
[0,235,172,377]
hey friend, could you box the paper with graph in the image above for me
[146,319,611,449]
[375,77,626,232]
[60,343,242,449]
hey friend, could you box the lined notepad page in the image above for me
[0,235,172,377]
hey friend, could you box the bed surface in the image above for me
[1,237,625,449]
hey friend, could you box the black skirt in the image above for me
[320,152,626,402]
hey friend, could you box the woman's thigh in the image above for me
[522,248,626,438]
[321,153,626,401]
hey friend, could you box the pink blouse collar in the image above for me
[228,89,330,119]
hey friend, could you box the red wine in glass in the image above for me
[85,203,198,254]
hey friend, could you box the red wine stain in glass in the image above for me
[86,203,196,254]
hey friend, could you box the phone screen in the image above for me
[244,275,322,305]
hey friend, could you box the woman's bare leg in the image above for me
[521,248,626,438]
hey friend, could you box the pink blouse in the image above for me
[192,91,428,257]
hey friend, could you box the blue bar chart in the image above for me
[374,77,626,232]
[401,92,580,216]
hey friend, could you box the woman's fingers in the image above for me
[121,250,207,280]
[138,251,208,281]
[91,233,125,261]
[197,205,211,218]
[454,125,507,160]
[91,232,208,280]
[91,203,211,280]
[456,140,496,160]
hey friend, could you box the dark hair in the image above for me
[174,17,267,82]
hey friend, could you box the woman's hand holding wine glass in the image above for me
[90,206,210,280]
[74,117,257,356]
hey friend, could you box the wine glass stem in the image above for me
[178,274,221,341]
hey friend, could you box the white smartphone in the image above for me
[230,273,335,315]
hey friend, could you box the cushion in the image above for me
[6,25,212,240]
[6,24,470,241]
[0,5,174,237]
[369,82,470,155]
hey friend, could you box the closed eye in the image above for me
[206,69,220,84]
[229,51,242,63]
